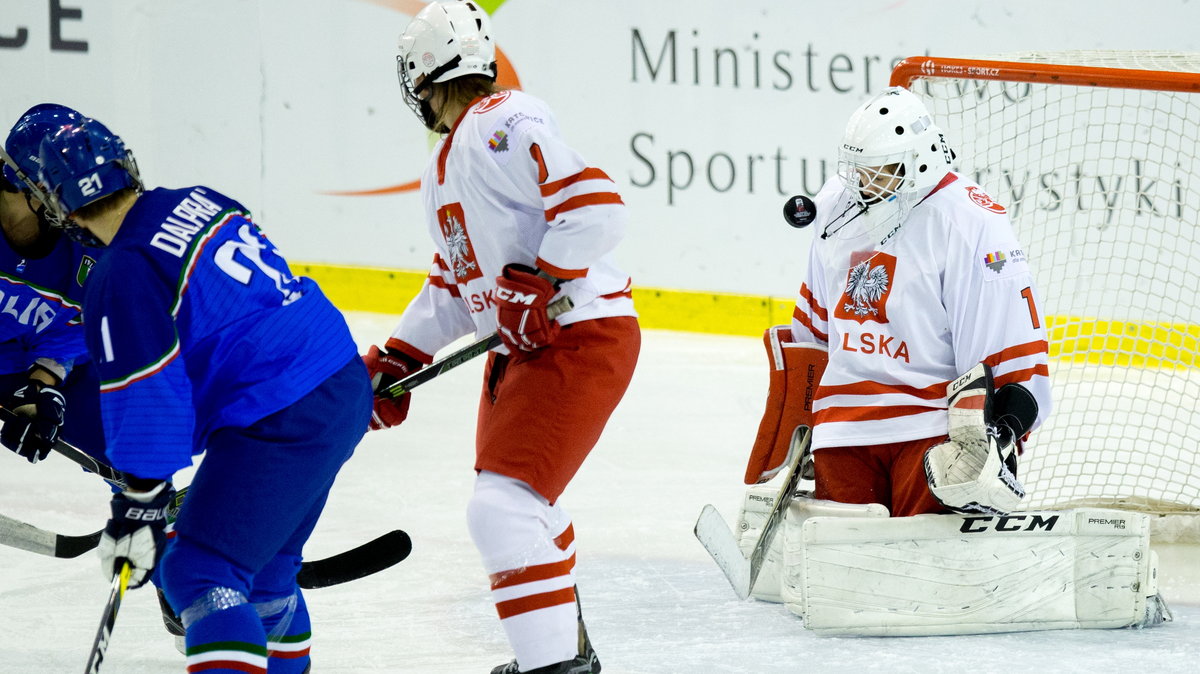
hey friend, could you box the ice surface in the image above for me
[1,314,1197,673]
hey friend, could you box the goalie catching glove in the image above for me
[924,362,1038,516]
[98,480,175,589]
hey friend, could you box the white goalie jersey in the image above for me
[389,89,636,359]
[791,173,1052,451]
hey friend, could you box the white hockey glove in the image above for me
[98,480,175,589]
[924,363,1035,516]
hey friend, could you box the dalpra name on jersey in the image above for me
[150,188,224,257]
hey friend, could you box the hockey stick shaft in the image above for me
[380,294,574,399]
[85,562,131,674]
[1,409,411,584]
[693,426,811,599]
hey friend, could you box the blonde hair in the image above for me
[430,75,503,132]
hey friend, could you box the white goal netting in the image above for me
[894,52,1200,532]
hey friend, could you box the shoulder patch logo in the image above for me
[983,251,1007,273]
[966,186,1006,214]
[76,255,96,286]
[487,130,509,153]
[473,90,511,114]
[835,251,897,325]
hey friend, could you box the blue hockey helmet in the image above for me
[37,116,142,216]
[3,103,86,189]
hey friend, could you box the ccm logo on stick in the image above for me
[959,514,1060,533]
[494,288,538,305]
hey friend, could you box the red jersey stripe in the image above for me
[817,379,947,401]
[535,257,588,280]
[815,404,942,425]
[494,586,577,620]
[792,306,829,343]
[544,192,624,221]
[539,168,613,197]
[489,554,576,591]
[799,284,828,322]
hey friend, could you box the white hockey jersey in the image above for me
[791,173,1052,451]
[390,90,636,358]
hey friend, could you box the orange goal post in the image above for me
[891,53,1200,536]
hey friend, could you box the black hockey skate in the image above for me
[490,590,600,674]
[157,587,185,637]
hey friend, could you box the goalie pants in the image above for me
[813,436,949,517]
[159,357,371,673]
[476,315,640,504]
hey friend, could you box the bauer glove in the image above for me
[1,381,67,463]
[99,480,174,589]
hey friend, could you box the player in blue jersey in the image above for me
[0,104,105,465]
[35,116,372,674]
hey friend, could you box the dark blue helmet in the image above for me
[3,103,85,189]
[37,116,142,215]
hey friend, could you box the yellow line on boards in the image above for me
[296,262,1200,368]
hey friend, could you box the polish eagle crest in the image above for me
[843,259,890,317]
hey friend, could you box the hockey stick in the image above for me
[693,425,811,600]
[85,562,131,674]
[0,512,101,558]
[379,294,574,399]
[0,409,412,585]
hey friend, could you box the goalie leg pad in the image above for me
[795,508,1165,635]
[744,326,827,485]
[735,488,887,603]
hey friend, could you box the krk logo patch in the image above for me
[487,130,509,153]
[835,251,897,325]
[984,251,1007,274]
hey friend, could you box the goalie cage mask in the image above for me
[834,86,955,244]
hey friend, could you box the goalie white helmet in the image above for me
[835,86,954,243]
[396,1,497,130]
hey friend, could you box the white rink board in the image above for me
[1,1,1199,297]
[1,315,1198,673]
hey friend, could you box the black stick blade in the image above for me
[297,530,412,589]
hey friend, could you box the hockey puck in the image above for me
[782,194,817,228]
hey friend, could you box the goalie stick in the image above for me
[379,294,574,399]
[693,425,811,600]
[0,408,414,584]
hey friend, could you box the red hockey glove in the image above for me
[495,264,561,352]
[363,343,423,431]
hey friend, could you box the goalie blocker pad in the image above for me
[744,326,828,485]
[794,508,1164,636]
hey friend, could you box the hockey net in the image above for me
[891,52,1200,539]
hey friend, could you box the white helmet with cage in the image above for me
[396,1,497,130]
[835,86,955,242]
